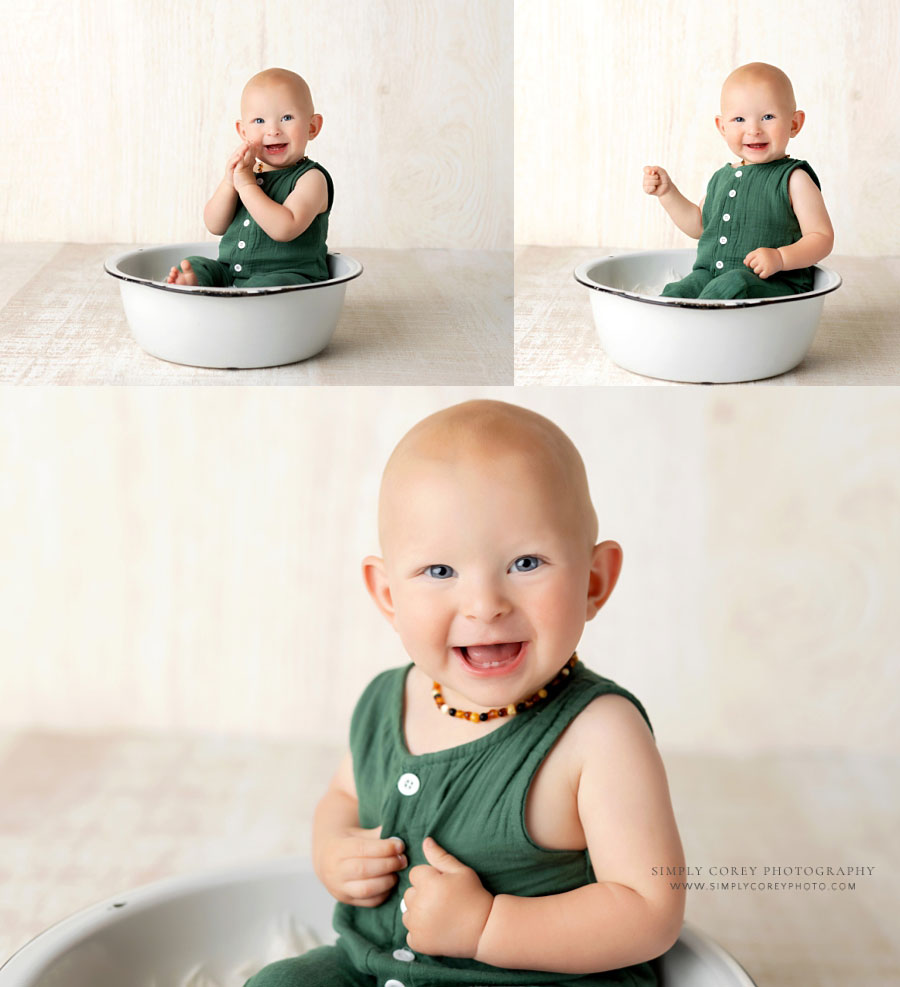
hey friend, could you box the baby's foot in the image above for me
[166,259,199,285]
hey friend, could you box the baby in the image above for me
[245,400,685,986]
[166,68,332,288]
[643,62,834,300]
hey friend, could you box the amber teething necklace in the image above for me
[255,154,308,174]
[432,653,578,723]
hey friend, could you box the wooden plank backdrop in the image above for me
[1,387,897,753]
[0,0,512,250]
[514,0,900,254]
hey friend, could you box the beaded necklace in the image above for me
[255,154,308,174]
[432,653,578,723]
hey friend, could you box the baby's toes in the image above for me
[178,259,199,286]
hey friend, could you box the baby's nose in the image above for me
[463,588,512,621]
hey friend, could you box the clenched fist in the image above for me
[402,838,493,959]
[744,247,784,279]
[643,165,673,197]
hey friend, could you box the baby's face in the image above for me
[716,80,803,164]
[374,451,600,713]
[237,81,322,170]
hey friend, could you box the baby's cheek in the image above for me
[532,579,587,640]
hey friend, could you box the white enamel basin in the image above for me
[105,243,362,369]
[575,248,841,383]
[0,858,757,986]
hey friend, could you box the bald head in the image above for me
[241,68,314,117]
[378,400,599,550]
[722,62,796,113]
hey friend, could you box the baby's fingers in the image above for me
[349,828,406,860]
[343,873,399,905]
[342,850,408,882]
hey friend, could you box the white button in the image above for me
[256,177,264,186]
[243,219,250,227]
[735,170,743,177]
[385,981,406,987]
[397,773,420,796]
[400,897,408,914]
[238,241,246,249]
[723,213,731,221]
[719,236,727,244]
[392,948,415,962]
[728,189,736,198]
[715,261,724,270]
[234,264,242,272]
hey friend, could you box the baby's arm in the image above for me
[404,696,685,972]
[474,697,684,972]
[233,144,329,242]
[643,166,704,240]
[313,751,408,907]
[203,145,245,236]
[744,170,835,278]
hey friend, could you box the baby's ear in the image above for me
[235,119,245,139]
[362,556,396,627]
[308,114,323,140]
[585,541,623,621]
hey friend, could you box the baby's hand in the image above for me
[315,824,407,908]
[643,165,672,197]
[403,837,493,959]
[231,140,259,190]
[744,247,784,279]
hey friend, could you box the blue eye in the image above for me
[733,116,744,123]
[511,556,542,573]
[252,118,264,125]
[763,114,774,120]
[282,114,294,121]
[426,564,456,579]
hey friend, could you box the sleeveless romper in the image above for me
[662,157,821,300]
[245,661,659,987]
[184,158,333,288]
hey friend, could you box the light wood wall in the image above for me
[1,388,897,755]
[514,0,899,254]
[0,0,511,249]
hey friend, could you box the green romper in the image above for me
[245,661,659,987]
[184,158,333,288]
[661,157,821,300]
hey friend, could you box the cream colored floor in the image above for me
[0,245,513,385]
[1,732,897,985]
[515,248,900,386]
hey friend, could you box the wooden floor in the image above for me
[1,731,897,985]
[0,245,513,385]
[515,247,900,386]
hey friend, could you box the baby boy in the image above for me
[644,62,834,300]
[167,68,332,288]
[245,400,685,986]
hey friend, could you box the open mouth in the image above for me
[265,143,288,154]
[744,143,768,150]
[455,642,527,675]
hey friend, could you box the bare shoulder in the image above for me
[285,167,329,215]
[570,692,668,811]
[547,692,656,789]
[293,166,328,196]
[787,166,823,206]
[569,692,654,751]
